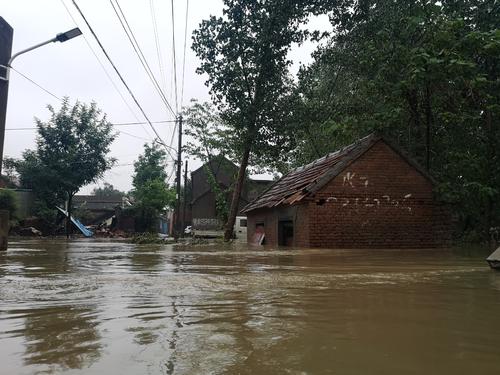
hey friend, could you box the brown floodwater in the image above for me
[0,239,499,375]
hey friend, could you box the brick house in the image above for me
[191,156,272,233]
[243,134,450,248]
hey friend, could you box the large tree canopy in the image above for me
[290,0,500,239]
[11,98,116,234]
[193,0,325,240]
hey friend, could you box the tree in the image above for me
[184,100,233,224]
[11,98,116,236]
[0,189,17,219]
[132,143,176,232]
[192,0,324,240]
[91,182,124,199]
[290,0,500,240]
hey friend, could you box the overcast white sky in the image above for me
[2,0,329,194]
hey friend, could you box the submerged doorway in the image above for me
[278,220,294,246]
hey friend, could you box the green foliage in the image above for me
[130,232,167,244]
[7,98,116,231]
[132,143,175,232]
[0,189,17,218]
[134,179,175,212]
[184,101,231,224]
[35,98,117,198]
[132,143,168,189]
[183,100,233,160]
[1,158,19,188]
[193,0,324,239]
[203,164,229,224]
[289,0,500,239]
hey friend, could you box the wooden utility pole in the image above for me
[0,17,13,176]
[181,160,188,237]
[175,115,183,237]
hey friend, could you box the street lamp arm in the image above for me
[7,36,58,68]
[0,27,81,82]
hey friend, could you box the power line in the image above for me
[180,0,190,108]
[6,119,177,131]
[115,120,177,125]
[117,129,151,141]
[70,0,171,155]
[170,0,179,113]
[149,0,168,93]
[59,0,151,139]
[110,0,176,118]
[10,67,62,101]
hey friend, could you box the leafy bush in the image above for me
[130,232,166,244]
[0,189,17,218]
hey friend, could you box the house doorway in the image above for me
[278,220,294,246]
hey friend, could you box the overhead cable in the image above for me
[110,0,176,118]
[10,67,61,101]
[180,0,190,108]
[70,0,172,157]
[59,0,151,139]
[149,0,168,93]
[170,0,179,113]
[6,119,177,131]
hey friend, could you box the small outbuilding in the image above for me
[243,134,450,248]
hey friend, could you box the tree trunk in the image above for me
[485,109,494,237]
[224,144,251,241]
[424,83,433,171]
[405,89,421,158]
[66,193,73,239]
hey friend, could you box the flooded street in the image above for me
[1,240,499,374]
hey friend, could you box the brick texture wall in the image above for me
[247,140,450,248]
[246,204,309,247]
[307,141,450,248]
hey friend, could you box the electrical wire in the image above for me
[180,0,190,108]
[149,0,168,93]
[59,0,151,139]
[170,0,179,113]
[10,67,61,101]
[110,0,176,118]
[117,129,151,141]
[70,0,173,158]
[6,120,177,131]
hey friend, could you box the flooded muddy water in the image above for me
[0,239,499,374]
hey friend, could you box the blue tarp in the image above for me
[56,206,93,237]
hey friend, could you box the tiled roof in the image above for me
[242,133,383,213]
[73,195,123,210]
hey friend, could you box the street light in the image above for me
[0,24,82,177]
[0,27,82,82]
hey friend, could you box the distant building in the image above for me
[190,156,272,236]
[73,195,126,225]
[243,134,451,248]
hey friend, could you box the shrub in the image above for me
[0,189,17,218]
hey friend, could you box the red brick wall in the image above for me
[246,204,309,247]
[247,140,450,248]
[307,141,450,248]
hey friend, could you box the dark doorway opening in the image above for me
[278,220,294,246]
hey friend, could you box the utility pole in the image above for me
[0,17,13,176]
[175,115,183,238]
[182,160,188,237]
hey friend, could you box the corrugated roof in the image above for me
[243,133,382,213]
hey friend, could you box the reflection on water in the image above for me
[0,239,499,374]
[7,305,101,371]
